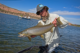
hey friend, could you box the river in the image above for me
[0,13,80,53]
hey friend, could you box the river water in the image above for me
[0,13,80,53]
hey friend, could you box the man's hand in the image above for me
[52,18,57,27]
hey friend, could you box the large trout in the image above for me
[18,17,63,41]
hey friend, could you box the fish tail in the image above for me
[52,17,63,25]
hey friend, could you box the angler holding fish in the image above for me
[18,17,62,41]
[18,4,76,53]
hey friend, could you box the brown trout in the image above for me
[18,17,63,41]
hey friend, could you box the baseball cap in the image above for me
[36,4,49,15]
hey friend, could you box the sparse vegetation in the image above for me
[0,3,40,19]
[0,8,29,17]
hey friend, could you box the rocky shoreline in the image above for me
[0,3,40,20]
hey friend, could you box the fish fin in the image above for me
[37,22,43,26]
[28,36,31,41]
[52,17,63,26]
[40,35,44,39]
[50,28,53,33]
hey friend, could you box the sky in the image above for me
[0,0,80,24]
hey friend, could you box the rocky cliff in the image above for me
[0,3,40,19]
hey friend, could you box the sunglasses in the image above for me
[37,9,43,15]
[40,9,43,13]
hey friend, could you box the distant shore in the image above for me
[71,24,80,27]
[0,12,18,17]
[0,12,40,20]
[0,3,41,20]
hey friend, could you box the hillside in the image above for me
[0,3,40,19]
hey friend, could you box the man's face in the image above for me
[39,8,49,22]
[39,8,48,17]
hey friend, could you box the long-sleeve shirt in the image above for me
[38,14,69,53]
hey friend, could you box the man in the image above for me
[32,4,70,53]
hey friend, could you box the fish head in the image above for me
[18,33,26,37]
[18,31,32,41]
[18,31,28,37]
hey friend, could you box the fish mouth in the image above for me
[18,34,25,37]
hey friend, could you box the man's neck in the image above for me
[41,16,49,23]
